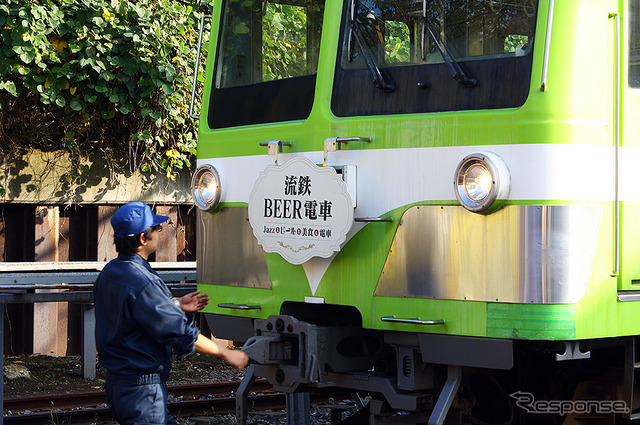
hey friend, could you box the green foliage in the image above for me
[0,0,211,182]
[504,34,529,53]
[262,3,308,81]
[384,21,411,64]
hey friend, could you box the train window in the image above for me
[630,0,640,87]
[332,0,538,116]
[342,0,536,70]
[216,1,320,87]
[208,0,324,128]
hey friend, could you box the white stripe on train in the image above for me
[198,144,639,218]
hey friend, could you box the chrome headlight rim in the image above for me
[454,152,510,213]
[191,164,222,211]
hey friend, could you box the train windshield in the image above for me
[333,0,539,116]
[344,0,536,69]
[208,0,325,128]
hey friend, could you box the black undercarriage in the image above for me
[206,308,636,425]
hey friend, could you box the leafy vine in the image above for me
[0,0,211,195]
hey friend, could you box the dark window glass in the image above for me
[630,0,640,87]
[209,0,324,128]
[333,0,538,116]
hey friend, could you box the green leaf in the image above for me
[70,100,83,111]
[119,104,133,114]
[161,83,172,94]
[234,22,250,34]
[20,49,36,64]
[1,81,19,96]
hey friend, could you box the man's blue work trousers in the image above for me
[105,379,178,425]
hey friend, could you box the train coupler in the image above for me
[242,314,383,391]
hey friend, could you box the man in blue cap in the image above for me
[94,201,248,425]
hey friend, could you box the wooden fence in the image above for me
[0,203,199,356]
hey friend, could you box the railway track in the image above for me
[4,379,282,424]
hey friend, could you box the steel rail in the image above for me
[4,392,287,425]
[4,380,272,412]
[3,380,340,425]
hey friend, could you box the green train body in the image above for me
[193,0,640,422]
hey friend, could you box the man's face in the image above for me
[138,224,162,258]
[147,226,160,252]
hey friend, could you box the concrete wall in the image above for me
[0,149,192,204]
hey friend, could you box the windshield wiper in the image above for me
[421,0,477,88]
[348,0,395,93]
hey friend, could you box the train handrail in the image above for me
[381,316,445,326]
[189,14,212,119]
[540,0,555,91]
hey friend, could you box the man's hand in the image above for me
[194,334,249,370]
[178,290,209,313]
[223,348,249,370]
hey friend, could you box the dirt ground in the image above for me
[3,354,358,425]
[3,352,246,398]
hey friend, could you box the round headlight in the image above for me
[454,152,510,213]
[192,165,221,211]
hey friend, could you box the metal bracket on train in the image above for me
[323,137,371,166]
[240,315,445,421]
[242,315,383,392]
[260,140,292,165]
[555,341,591,361]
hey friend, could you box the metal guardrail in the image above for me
[0,261,197,302]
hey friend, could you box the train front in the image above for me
[191,0,640,423]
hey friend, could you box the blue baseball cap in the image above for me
[111,202,169,238]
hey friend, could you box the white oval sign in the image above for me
[248,157,354,265]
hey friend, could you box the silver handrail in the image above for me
[612,11,621,276]
[354,217,393,223]
[381,316,445,325]
[189,14,212,119]
[540,0,555,91]
[218,303,262,310]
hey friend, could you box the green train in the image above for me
[190,0,640,423]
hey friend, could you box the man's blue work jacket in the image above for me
[94,254,200,385]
